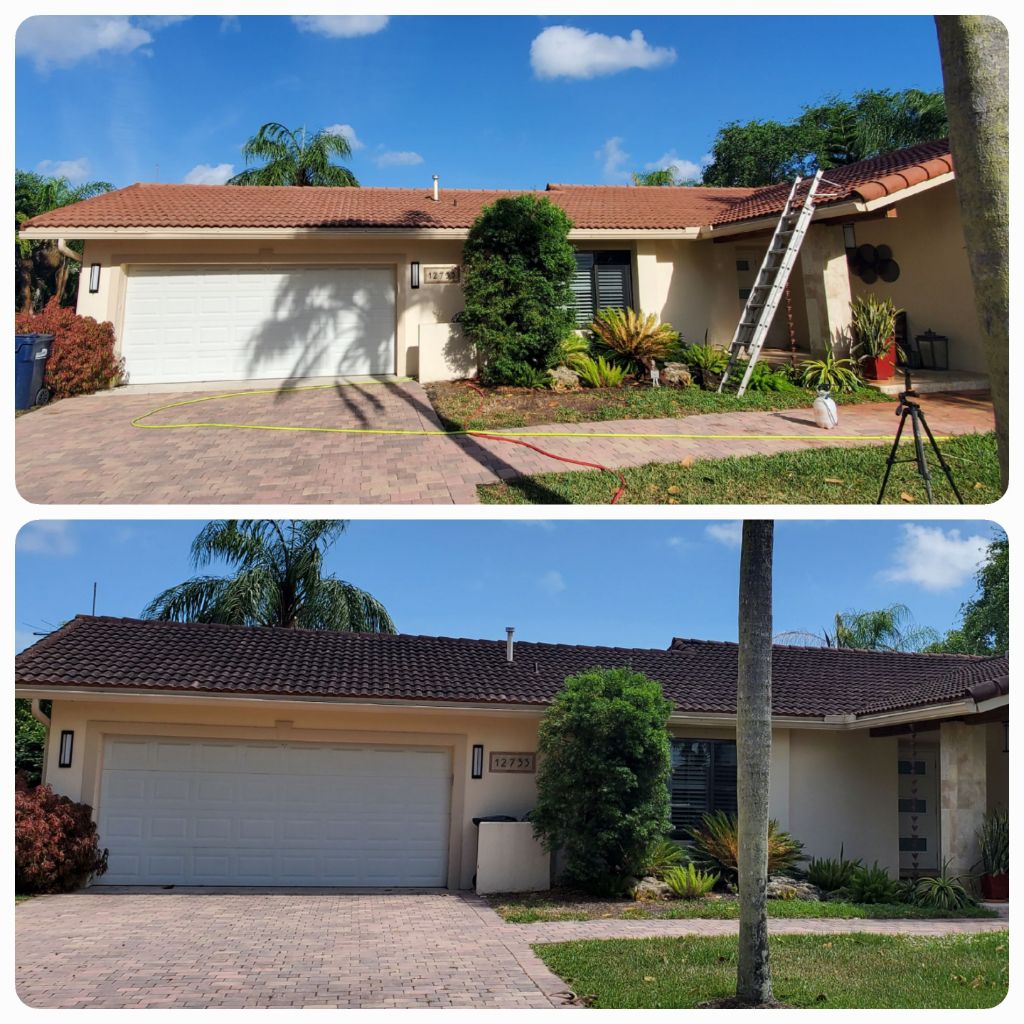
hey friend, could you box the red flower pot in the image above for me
[860,336,897,380]
[980,873,1009,901]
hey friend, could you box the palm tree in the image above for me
[735,520,775,1006]
[935,16,1009,489]
[15,171,113,311]
[142,521,394,632]
[227,123,359,186]
[827,603,939,652]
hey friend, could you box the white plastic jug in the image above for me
[812,390,839,430]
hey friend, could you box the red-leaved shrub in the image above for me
[15,785,109,894]
[15,298,124,399]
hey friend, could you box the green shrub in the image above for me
[554,333,591,370]
[913,862,977,911]
[460,195,576,386]
[976,809,1008,876]
[644,838,687,878]
[687,810,804,880]
[531,668,673,894]
[575,354,628,388]
[806,847,863,892]
[798,346,862,393]
[681,342,730,390]
[845,862,899,904]
[738,360,802,393]
[589,307,680,377]
[664,862,719,899]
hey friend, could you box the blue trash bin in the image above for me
[15,333,53,410]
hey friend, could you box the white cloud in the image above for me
[705,522,743,548]
[35,157,92,184]
[325,123,364,151]
[292,15,389,39]
[17,16,155,70]
[135,16,191,31]
[596,137,630,181]
[183,162,234,185]
[644,151,708,182]
[531,26,676,80]
[220,16,241,34]
[17,521,78,557]
[539,570,567,595]
[374,149,424,167]
[879,525,989,593]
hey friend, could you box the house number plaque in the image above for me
[489,751,536,773]
[423,264,461,284]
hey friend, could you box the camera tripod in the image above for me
[877,369,963,505]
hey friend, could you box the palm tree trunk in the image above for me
[735,519,774,1005]
[935,16,1009,489]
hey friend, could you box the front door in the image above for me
[898,744,939,875]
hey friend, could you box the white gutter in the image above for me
[30,698,51,726]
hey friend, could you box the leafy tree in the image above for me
[15,171,113,311]
[735,520,775,1005]
[702,120,815,187]
[827,603,939,652]
[227,123,359,186]
[531,667,672,894]
[15,698,49,787]
[929,535,1008,655]
[936,16,1009,489]
[460,195,576,386]
[142,520,394,632]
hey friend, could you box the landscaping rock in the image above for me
[767,875,822,901]
[661,362,693,387]
[632,876,674,902]
[548,366,581,391]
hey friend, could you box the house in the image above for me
[18,140,986,389]
[16,616,1008,891]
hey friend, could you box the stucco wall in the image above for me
[849,183,984,373]
[787,730,899,872]
[78,236,465,379]
[985,721,1009,812]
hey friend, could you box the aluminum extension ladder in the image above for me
[718,169,825,397]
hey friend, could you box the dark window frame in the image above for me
[668,737,738,840]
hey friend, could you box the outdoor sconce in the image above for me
[58,730,74,768]
[471,744,484,779]
[410,261,420,289]
[88,263,101,293]
[842,223,857,251]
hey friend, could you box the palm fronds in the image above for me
[589,307,680,376]
[228,123,359,187]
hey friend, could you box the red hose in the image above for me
[463,382,627,504]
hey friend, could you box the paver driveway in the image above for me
[15,890,570,1009]
[15,381,995,504]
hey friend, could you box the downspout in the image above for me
[30,699,50,727]
[56,239,81,263]
[31,699,51,786]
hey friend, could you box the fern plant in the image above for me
[687,810,804,880]
[575,354,628,388]
[845,862,899,904]
[589,307,680,377]
[806,847,863,892]
[913,861,976,911]
[737,360,801,393]
[663,862,719,899]
[643,838,686,878]
[681,342,730,390]
[555,332,592,371]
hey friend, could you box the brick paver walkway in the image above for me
[15,382,994,504]
[15,890,572,1009]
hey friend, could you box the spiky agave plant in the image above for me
[663,862,720,899]
[589,307,680,377]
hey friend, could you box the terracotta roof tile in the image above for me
[15,616,1006,720]
[20,141,953,234]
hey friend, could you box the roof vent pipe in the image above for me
[432,174,439,202]
[506,626,515,662]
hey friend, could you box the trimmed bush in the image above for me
[15,298,124,399]
[531,667,673,894]
[15,785,109,894]
[460,195,576,386]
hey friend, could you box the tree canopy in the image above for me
[227,123,359,186]
[142,520,394,632]
[702,89,948,187]
[826,602,940,653]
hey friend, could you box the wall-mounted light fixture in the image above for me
[410,261,420,289]
[58,730,74,768]
[842,223,857,251]
[89,263,101,293]
[471,744,484,779]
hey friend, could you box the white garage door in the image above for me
[122,265,396,384]
[97,737,451,886]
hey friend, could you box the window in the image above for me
[572,250,633,326]
[669,739,737,839]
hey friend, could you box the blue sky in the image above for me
[15,519,998,655]
[15,14,945,190]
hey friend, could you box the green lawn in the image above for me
[479,431,999,504]
[492,893,997,924]
[426,379,887,431]
[534,933,1009,1009]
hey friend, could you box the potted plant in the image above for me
[850,296,903,381]
[975,808,1008,900]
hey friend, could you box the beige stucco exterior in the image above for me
[37,693,998,889]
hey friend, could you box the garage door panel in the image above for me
[123,266,395,383]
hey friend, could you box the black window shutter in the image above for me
[669,738,738,839]
[572,252,596,327]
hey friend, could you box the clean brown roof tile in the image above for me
[15,616,1006,720]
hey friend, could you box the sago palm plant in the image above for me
[589,307,679,377]
[687,810,804,880]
